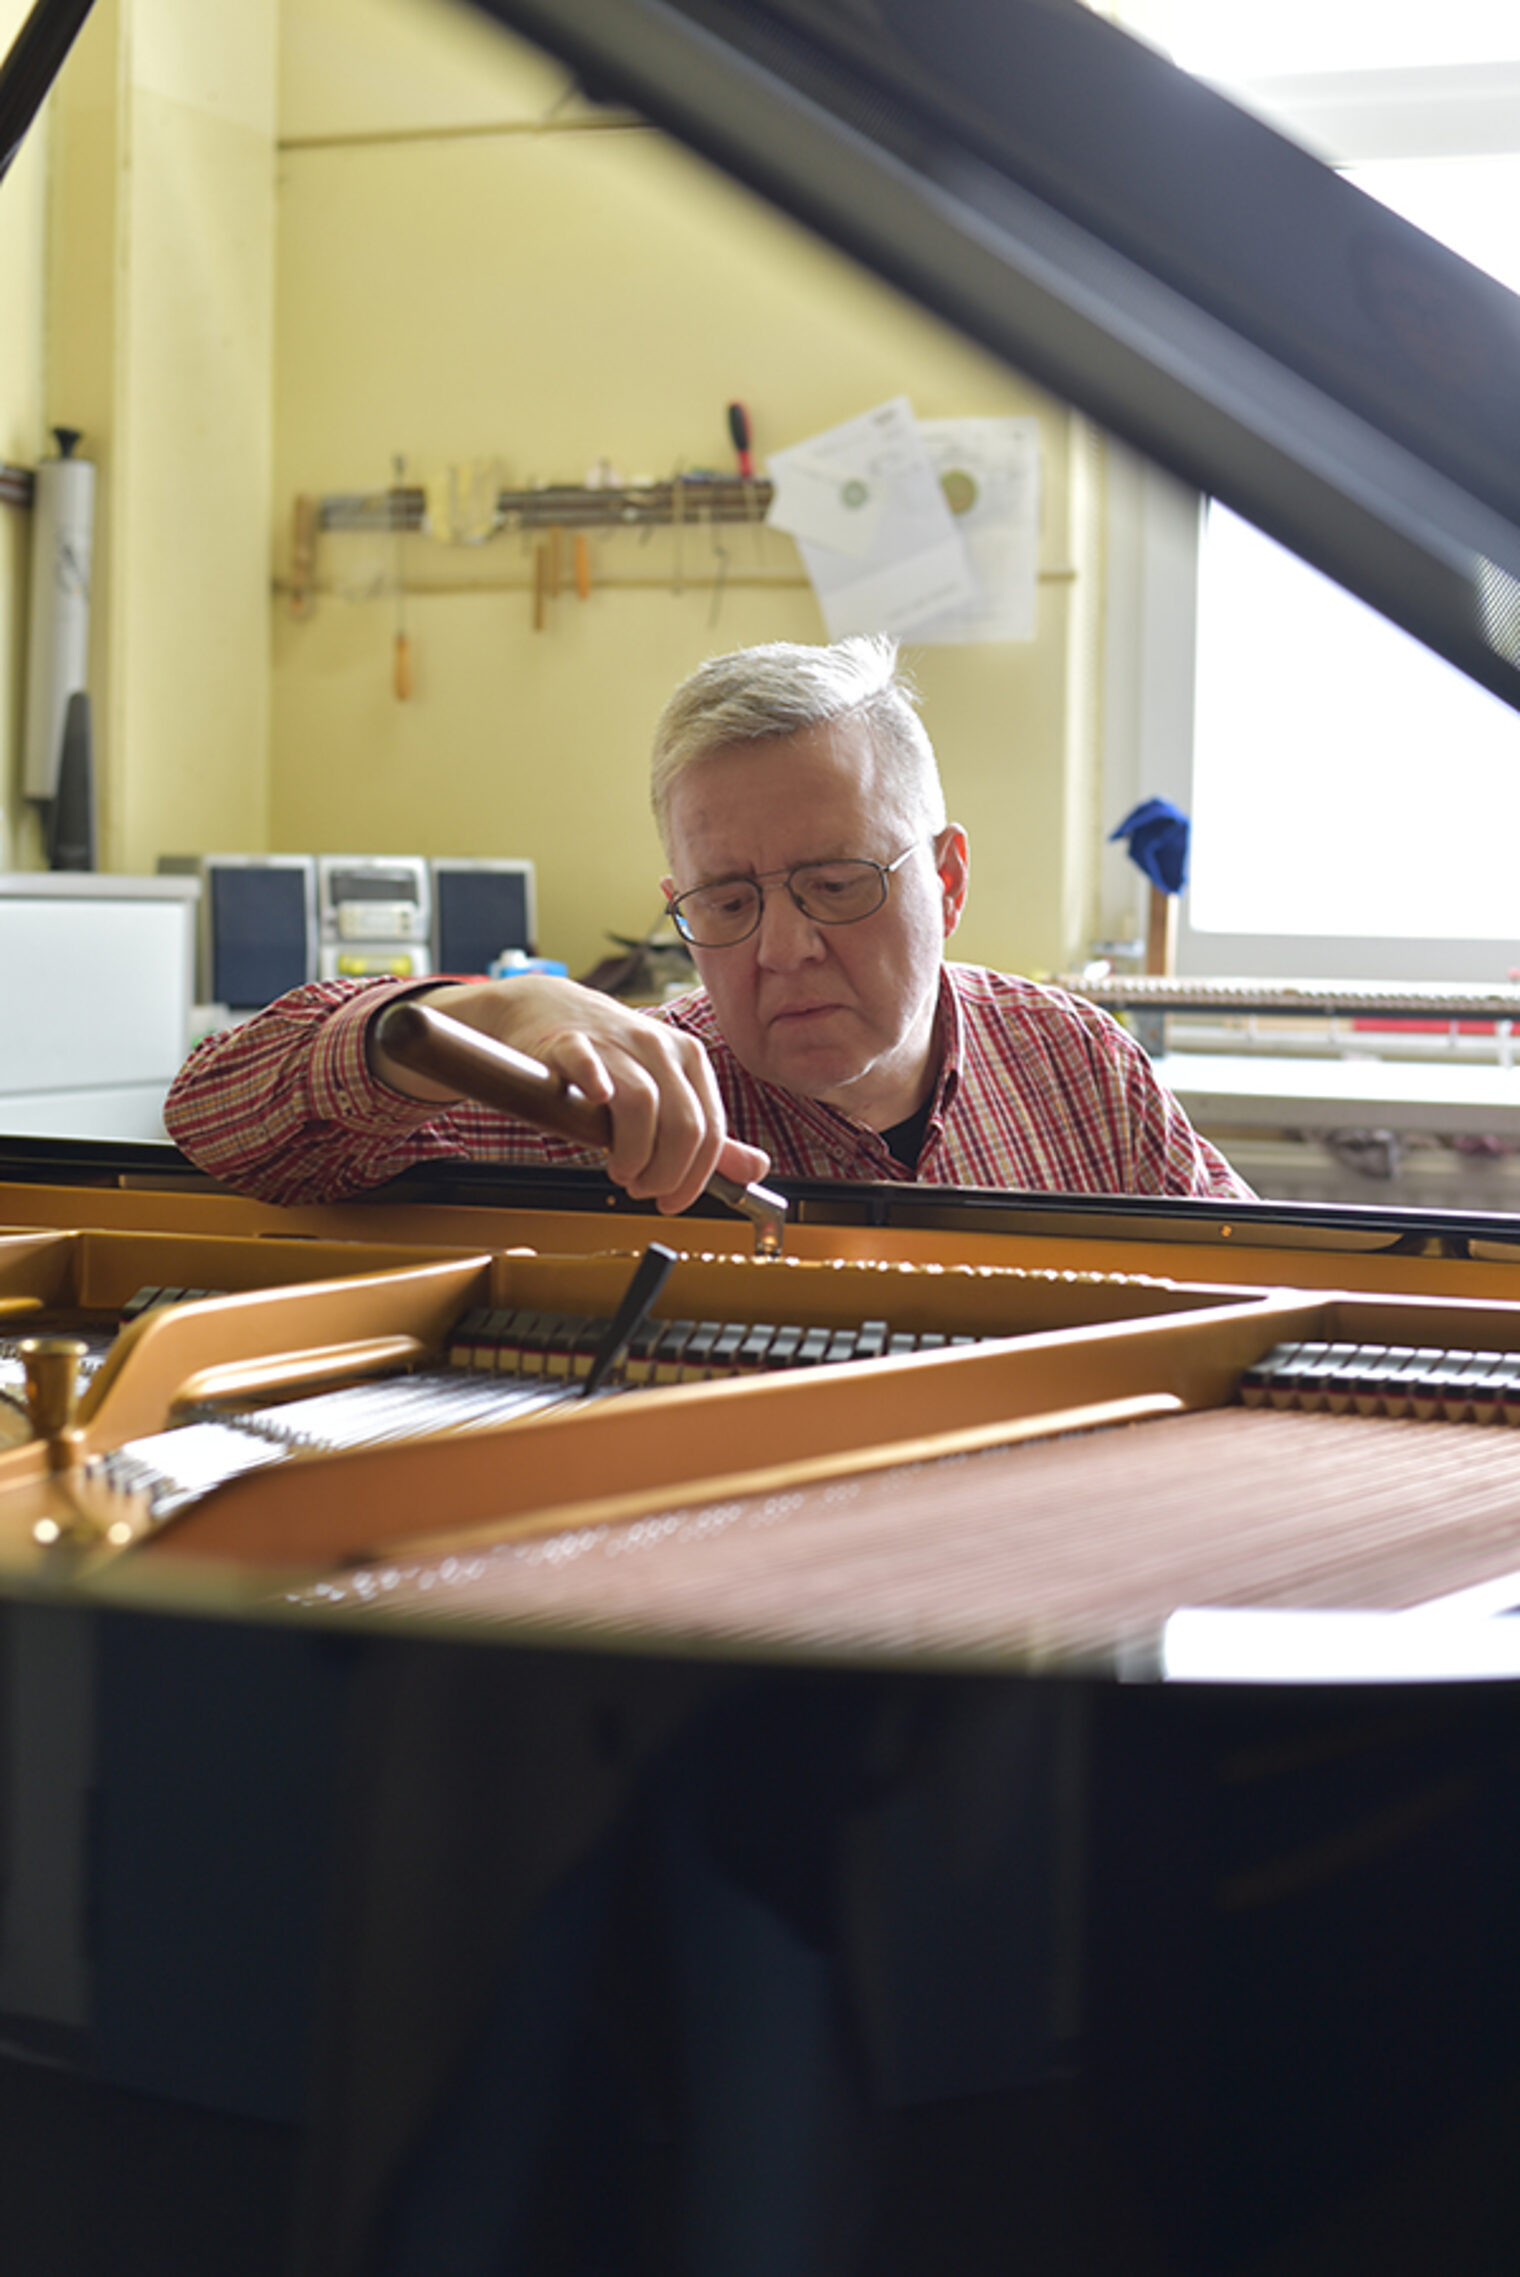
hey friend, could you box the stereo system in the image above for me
[158,855,537,1011]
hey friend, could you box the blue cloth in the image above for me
[1110,798,1189,895]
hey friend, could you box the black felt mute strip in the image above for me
[581,1244,680,1398]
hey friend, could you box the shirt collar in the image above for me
[927,964,964,1123]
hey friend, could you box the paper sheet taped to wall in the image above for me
[765,398,974,640]
[910,418,1041,644]
[765,402,1039,645]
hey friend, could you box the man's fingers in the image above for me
[538,1033,617,1110]
[613,1062,715,1205]
[391,978,748,1214]
[716,1136,772,1187]
[534,1031,675,1180]
[542,1020,739,1208]
[652,1135,774,1219]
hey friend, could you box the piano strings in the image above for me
[289,1403,1520,1670]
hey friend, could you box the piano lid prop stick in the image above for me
[375,999,788,1255]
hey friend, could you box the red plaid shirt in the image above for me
[164,968,1251,1205]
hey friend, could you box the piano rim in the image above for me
[3,1137,1520,1260]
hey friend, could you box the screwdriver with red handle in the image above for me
[727,401,754,479]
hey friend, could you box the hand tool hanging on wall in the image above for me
[391,453,412,699]
[671,466,686,595]
[727,401,764,558]
[289,494,316,620]
[707,496,729,629]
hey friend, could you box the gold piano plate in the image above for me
[0,1174,1519,1687]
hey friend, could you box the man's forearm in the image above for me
[165,979,457,1202]
[166,974,770,1213]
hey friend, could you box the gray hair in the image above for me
[650,635,946,852]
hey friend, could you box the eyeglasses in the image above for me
[667,845,920,949]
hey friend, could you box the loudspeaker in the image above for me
[431,859,537,976]
[158,855,316,1010]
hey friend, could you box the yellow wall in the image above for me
[111,0,279,868]
[271,0,1105,979]
[3,0,278,875]
[2,0,1107,978]
[0,0,51,869]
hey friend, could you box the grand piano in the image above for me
[6,4,1520,2273]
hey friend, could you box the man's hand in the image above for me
[366,977,769,1215]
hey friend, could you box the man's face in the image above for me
[661,719,968,1128]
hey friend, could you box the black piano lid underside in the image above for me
[0,0,95,184]
[9,0,1520,696]
[469,0,1520,712]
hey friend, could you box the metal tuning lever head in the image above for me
[706,1169,787,1258]
[376,1000,788,1252]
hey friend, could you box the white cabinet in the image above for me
[0,875,198,1141]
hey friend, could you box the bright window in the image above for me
[1189,157,1520,968]
[1106,8,1520,980]
[1123,2,1520,76]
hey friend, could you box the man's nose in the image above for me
[754,882,825,967]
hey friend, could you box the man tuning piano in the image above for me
[165,635,1251,1207]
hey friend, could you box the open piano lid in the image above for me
[467,0,1520,714]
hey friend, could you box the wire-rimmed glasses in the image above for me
[667,845,920,948]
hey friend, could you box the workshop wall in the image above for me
[271,0,1105,980]
[0,0,50,868]
[1,0,1107,978]
[42,0,279,874]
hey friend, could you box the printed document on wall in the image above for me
[909,419,1041,644]
[765,398,975,641]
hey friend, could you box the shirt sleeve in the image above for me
[162,978,589,1203]
[1099,1008,1256,1201]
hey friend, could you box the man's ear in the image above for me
[660,875,676,905]
[934,826,970,938]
